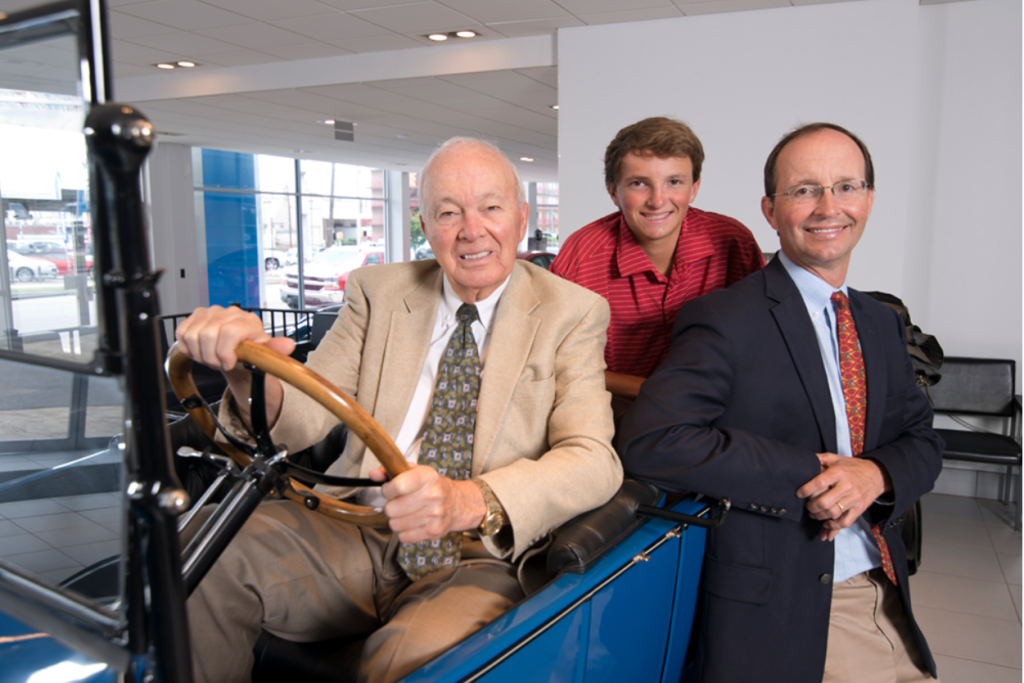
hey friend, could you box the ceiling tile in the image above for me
[115,1,252,31]
[515,66,558,88]
[270,12,394,42]
[195,22,314,49]
[674,0,789,14]
[437,0,569,24]
[200,0,338,21]
[110,41,181,65]
[484,17,584,38]
[555,0,676,12]
[349,2,479,34]
[577,7,684,24]
[108,11,181,39]
[123,31,242,57]
[313,0,435,11]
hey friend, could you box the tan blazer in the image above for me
[268,259,622,561]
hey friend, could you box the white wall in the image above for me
[558,0,1021,382]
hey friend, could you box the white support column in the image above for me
[385,171,410,263]
[143,142,206,315]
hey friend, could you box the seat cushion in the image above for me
[936,428,1022,465]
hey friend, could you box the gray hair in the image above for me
[419,137,527,215]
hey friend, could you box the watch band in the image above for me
[472,478,505,537]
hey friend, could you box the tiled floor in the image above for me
[0,491,122,585]
[913,493,1022,682]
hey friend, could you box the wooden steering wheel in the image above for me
[166,340,410,526]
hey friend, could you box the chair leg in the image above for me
[1015,466,1022,533]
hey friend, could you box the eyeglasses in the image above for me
[769,180,870,203]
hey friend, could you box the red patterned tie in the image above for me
[831,292,897,585]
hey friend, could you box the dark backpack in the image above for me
[863,291,944,387]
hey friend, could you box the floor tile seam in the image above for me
[915,567,1014,584]
[911,567,1011,584]
[916,601,1023,625]
[933,651,1019,671]
[3,546,86,565]
[932,653,1022,671]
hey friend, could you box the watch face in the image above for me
[481,510,502,537]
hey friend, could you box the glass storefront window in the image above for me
[195,153,388,310]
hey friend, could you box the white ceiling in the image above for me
[1,0,963,181]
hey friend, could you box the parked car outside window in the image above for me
[279,247,383,309]
[8,250,60,281]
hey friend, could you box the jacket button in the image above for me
[770,508,778,514]
[819,573,833,584]
[760,506,768,512]
[779,509,787,515]
[750,503,757,510]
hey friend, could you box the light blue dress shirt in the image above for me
[778,251,881,583]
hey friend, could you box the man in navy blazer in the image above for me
[618,123,943,683]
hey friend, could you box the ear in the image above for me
[689,177,702,203]
[516,202,529,242]
[607,184,621,209]
[761,195,779,233]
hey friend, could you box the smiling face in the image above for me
[761,128,874,287]
[421,141,528,303]
[608,152,701,255]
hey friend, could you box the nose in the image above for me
[813,188,842,215]
[460,210,484,240]
[647,185,667,207]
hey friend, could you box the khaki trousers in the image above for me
[187,500,523,683]
[824,569,937,683]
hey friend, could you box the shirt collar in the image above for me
[778,250,849,317]
[440,272,509,333]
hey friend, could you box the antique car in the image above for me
[0,2,720,682]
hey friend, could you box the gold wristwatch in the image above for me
[473,478,506,537]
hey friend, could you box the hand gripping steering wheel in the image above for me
[167,340,410,526]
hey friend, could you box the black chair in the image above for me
[926,357,1021,530]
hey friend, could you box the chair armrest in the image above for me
[546,478,662,578]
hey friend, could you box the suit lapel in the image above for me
[849,290,886,452]
[764,259,838,453]
[370,267,442,450]
[472,264,540,476]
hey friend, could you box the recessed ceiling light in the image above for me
[549,104,559,110]
[428,33,448,41]
[292,149,311,154]
[455,30,477,38]
[176,60,196,68]
[155,63,175,70]
[520,157,534,162]
[396,133,408,139]
[323,119,335,125]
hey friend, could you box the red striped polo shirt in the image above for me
[551,208,765,378]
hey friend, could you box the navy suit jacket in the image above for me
[618,257,943,682]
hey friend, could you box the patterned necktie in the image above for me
[832,291,897,585]
[397,303,482,580]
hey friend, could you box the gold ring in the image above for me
[837,502,845,514]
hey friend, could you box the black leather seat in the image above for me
[926,356,1021,529]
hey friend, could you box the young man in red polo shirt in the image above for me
[551,117,765,401]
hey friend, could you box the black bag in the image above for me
[864,291,944,387]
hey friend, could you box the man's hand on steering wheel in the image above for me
[370,465,487,544]
[175,305,294,428]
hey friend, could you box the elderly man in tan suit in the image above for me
[175,137,622,683]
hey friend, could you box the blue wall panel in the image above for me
[201,150,258,307]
